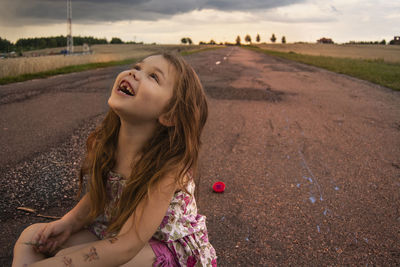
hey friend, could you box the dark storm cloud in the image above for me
[0,0,306,26]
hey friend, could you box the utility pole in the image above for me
[67,0,73,54]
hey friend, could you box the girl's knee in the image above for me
[17,223,46,242]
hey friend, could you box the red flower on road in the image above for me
[212,181,225,193]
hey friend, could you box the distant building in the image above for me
[317,37,334,44]
[392,36,400,45]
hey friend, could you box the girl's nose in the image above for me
[129,70,138,80]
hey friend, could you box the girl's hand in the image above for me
[30,219,73,255]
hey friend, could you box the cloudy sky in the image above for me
[1,0,399,44]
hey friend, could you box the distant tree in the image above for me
[74,36,107,45]
[282,36,286,44]
[236,35,241,45]
[347,40,388,45]
[209,39,216,45]
[270,34,276,43]
[0,37,14,53]
[181,37,193,45]
[245,34,252,44]
[199,41,206,45]
[256,34,260,43]
[49,38,57,47]
[110,37,123,44]
[39,39,46,49]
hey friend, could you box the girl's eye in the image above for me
[133,65,141,71]
[150,73,159,83]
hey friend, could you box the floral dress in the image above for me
[87,170,217,267]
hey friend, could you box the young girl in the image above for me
[13,52,217,267]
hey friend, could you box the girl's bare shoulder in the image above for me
[174,169,194,193]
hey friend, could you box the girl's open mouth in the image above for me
[118,80,135,96]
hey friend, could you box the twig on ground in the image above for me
[17,207,37,213]
[17,207,61,220]
[37,214,61,219]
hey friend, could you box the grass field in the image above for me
[257,43,400,63]
[246,44,400,91]
[0,44,215,82]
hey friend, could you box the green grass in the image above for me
[244,46,400,91]
[0,47,223,85]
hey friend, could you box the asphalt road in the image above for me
[1,47,399,266]
[0,66,126,168]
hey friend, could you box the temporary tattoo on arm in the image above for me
[62,256,74,267]
[108,237,119,244]
[83,246,99,262]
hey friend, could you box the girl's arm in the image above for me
[29,173,178,267]
[62,192,92,233]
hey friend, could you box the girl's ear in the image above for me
[158,113,175,127]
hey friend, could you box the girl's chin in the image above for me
[107,98,124,116]
[107,97,115,109]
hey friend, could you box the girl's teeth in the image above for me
[119,81,135,96]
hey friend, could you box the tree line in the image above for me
[236,33,286,45]
[2,34,397,54]
[196,34,399,46]
[196,33,286,46]
[0,36,109,53]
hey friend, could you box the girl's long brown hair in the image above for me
[78,52,208,235]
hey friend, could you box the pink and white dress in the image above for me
[87,170,217,267]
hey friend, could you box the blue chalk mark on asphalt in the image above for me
[299,150,324,201]
[334,186,340,191]
[296,183,301,188]
[309,196,316,204]
[302,176,313,183]
[317,225,320,233]
[364,238,369,243]
[323,209,329,216]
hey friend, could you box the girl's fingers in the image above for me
[50,241,58,254]
[32,224,47,245]
[45,239,54,252]
[33,245,40,253]
[39,225,54,245]
[30,221,69,254]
